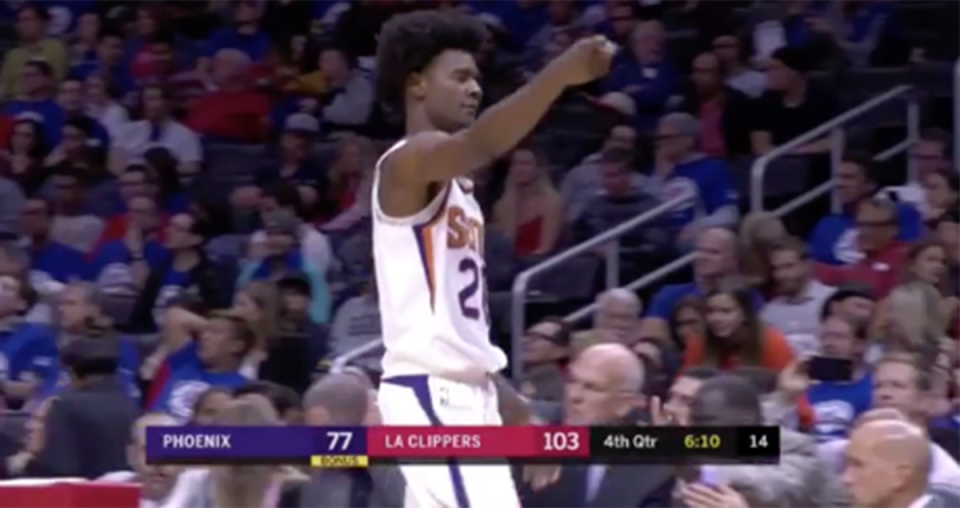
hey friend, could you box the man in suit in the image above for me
[843,419,934,508]
[31,335,139,478]
[298,373,404,508]
[522,343,675,508]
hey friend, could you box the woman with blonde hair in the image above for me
[738,212,787,293]
[235,281,318,394]
[871,281,947,362]
[234,281,281,351]
[173,398,305,508]
[492,144,564,256]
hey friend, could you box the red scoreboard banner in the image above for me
[367,426,779,464]
[368,426,590,461]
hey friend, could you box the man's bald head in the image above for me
[304,374,370,426]
[856,407,911,426]
[578,343,644,392]
[843,419,930,507]
[564,343,644,425]
[688,374,762,426]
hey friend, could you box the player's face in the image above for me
[422,50,482,132]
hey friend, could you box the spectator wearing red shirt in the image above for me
[185,49,269,143]
[816,196,908,299]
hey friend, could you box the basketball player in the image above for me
[372,10,615,508]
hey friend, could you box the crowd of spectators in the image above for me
[0,0,954,507]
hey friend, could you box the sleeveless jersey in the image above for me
[372,139,508,379]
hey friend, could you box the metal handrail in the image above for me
[954,57,960,173]
[509,192,693,379]
[329,338,384,373]
[750,85,916,213]
[332,80,926,381]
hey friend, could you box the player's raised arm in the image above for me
[376,11,616,185]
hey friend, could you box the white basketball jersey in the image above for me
[372,139,508,379]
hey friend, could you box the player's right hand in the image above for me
[548,35,617,86]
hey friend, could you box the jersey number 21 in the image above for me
[457,258,489,326]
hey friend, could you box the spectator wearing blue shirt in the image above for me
[69,29,135,99]
[810,153,922,266]
[198,0,271,82]
[602,20,680,131]
[20,199,87,286]
[151,307,252,422]
[639,227,742,343]
[87,195,169,303]
[0,274,57,408]
[643,113,739,246]
[3,60,65,147]
[805,315,873,441]
[238,210,330,324]
[126,211,237,334]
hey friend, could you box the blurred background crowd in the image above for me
[0,0,954,507]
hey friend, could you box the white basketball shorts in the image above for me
[378,375,521,508]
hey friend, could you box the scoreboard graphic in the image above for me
[146,426,780,466]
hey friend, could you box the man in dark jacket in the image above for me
[30,335,139,478]
[676,52,755,158]
[126,209,236,333]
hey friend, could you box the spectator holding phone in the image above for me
[805,315,873,441]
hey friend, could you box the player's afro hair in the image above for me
[376,10,486,109]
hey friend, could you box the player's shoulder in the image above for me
[379,131,447,169]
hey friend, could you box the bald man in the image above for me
[563,343,644,426]
[303,374,371,427]
[526,343,674,508]
[639,227,739,342]
[843,419,932,508]
[818,408,960,491]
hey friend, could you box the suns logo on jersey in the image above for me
[446,205,483,254]
[445,205,488,324]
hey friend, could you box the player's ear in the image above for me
[406,73,427,101]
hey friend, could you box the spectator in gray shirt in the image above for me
[560,123,643,222]
[329,279,381,369]
[571,148,670,253]
[317,47,374,133]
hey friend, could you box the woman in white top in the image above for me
[84,74,130,142]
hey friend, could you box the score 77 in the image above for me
[326,431,353,452]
